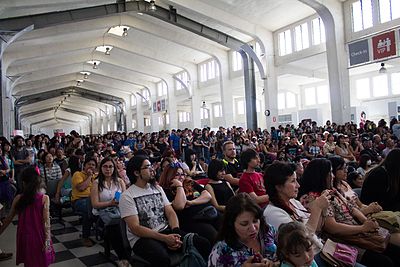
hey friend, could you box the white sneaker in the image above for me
[117,260,131,267]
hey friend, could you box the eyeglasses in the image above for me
[141,164,154,170]
[102,165,114,169]
[175,173,186,177]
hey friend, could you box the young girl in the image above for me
[277,222,318,267]
[0,166,54,267]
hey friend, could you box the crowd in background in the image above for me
[0,116,400,266]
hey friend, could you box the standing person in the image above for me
[119,155,210,266]
[239,149,268,208]
[0,166,55,267]
[11,136,30,193]
[72,157,98,247]
[0,145,13,214]
[90,157,129,267]
[24,139,37,166]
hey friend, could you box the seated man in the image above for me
[119,155,210,266]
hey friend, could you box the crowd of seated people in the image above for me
[0,117,399,266]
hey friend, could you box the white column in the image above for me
[218,55,234,127]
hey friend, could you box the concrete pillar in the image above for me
[218,55,234,127]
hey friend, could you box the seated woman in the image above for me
[181,149,206,178]
[347,171,364,189]
[335,134,356,162]
[263,161,330,266]
[300,158,399,267]
[39,152,62,197]
[90,157,128,267]
[71,157,97,247]
[205,159,235,212]
[158,163,219,244]
[361,149,400,212]
[208,193,277,267]
[277,222,318,267]
[357,154,371,178]
[329,156,382,216]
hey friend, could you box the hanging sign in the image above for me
[348,39,370,66]
[372,31,396,60]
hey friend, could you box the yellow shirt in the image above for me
[71,171,94,201]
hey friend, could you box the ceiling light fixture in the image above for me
[105,47,111,55]
[84,73,89,79]
[379,62,387,74]
[76,81,81,86]
[201,101,207,109]
[149,0,156,11]
[123,27,128,37]
[93,62,98,69]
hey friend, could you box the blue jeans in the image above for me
[73,197,92,238]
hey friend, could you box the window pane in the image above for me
[317,85,329,104]
[131,94,136,106]
[392,73,400,94]
[379,0,392,22]
[295,25,302,51]
[301,23,309,49]
[278,93,285,109]
[208,61,215,79]
[362,0,373,28]
[356,78,370,99]
[232,51,243,71]
[373,75,388,97]
[286,92,296,108]
[304,87,316,105]
[392,0,400,19]
[285,30,292,54]
[166,114,170,124]
[200,64,207,82]
[352,1,363,32]
[214,104,222,117]
[279,32,286,56]
[237,100,245,115]
[312,18,321,45]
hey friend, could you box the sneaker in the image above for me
[0,252,12,261]
[82,238,94,247]
[117,260,131,267]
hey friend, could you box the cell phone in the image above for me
[252,252,262,263]
[114,191,121,202]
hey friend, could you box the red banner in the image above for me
[372,31,396,60]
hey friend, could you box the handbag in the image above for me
[98,206,121,226]
[335,227,390,253]
[192,205,218,221]
[321,239,358,267]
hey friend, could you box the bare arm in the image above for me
[248,192,269,205]
[164,204,180,229]
[0,195,20,235]
[43,195,52,249]
[223,174,239,186]
[187,190,212,206]
[205,184,225,212]
[323,216,377,236]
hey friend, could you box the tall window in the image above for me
[311,17,326,45]
[132,119,136,129]
[356,78,370,99]
[213,104,222,118]
[200,108,209,119]
[157,81,167,97]
[392,73,400,94]
[141,89,150,103]
[278,93,285,110]
[237,100,245,115]
[144,118,151,126]
[107,122,111,132]
[379,0,400,23]
[176,71,188,90]
[130,94,137,107]
[317,85,329,104]
[106,106,110,116]
[232,51,243,71]
[372,75,388,97]
[352,0,373,32]
[278,92,297,109]
[178,111,191,122]
[158,116,164,126]
[199,60,219,82]
[304,87,316,106]
[114,121,117,131]
[294,23,309,51]
[278,30,292,56]
[165,114,170,125]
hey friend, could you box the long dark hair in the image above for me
[329,156,345,188]
[264,161,297,216]
[15,166,41,212]
[184,149,196,170]
[299,158,332,196]
[217,193,268,248]
[367,148,400,198]
[207,159,225,181]
[68,155,81,176]
[97,157,118,192]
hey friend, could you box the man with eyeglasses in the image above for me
[119,155,210,266]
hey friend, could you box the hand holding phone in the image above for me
[114,191,121,202]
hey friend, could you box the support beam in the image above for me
[240,50,257,131]
[29,117,77,134]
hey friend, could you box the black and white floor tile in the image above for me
[0,210,118,267]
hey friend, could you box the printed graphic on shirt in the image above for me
[133,192,167,229]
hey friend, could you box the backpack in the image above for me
[180,233,207,267]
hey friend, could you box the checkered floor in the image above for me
[0,210,118,267]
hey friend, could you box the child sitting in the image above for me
[277,221,318,267]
